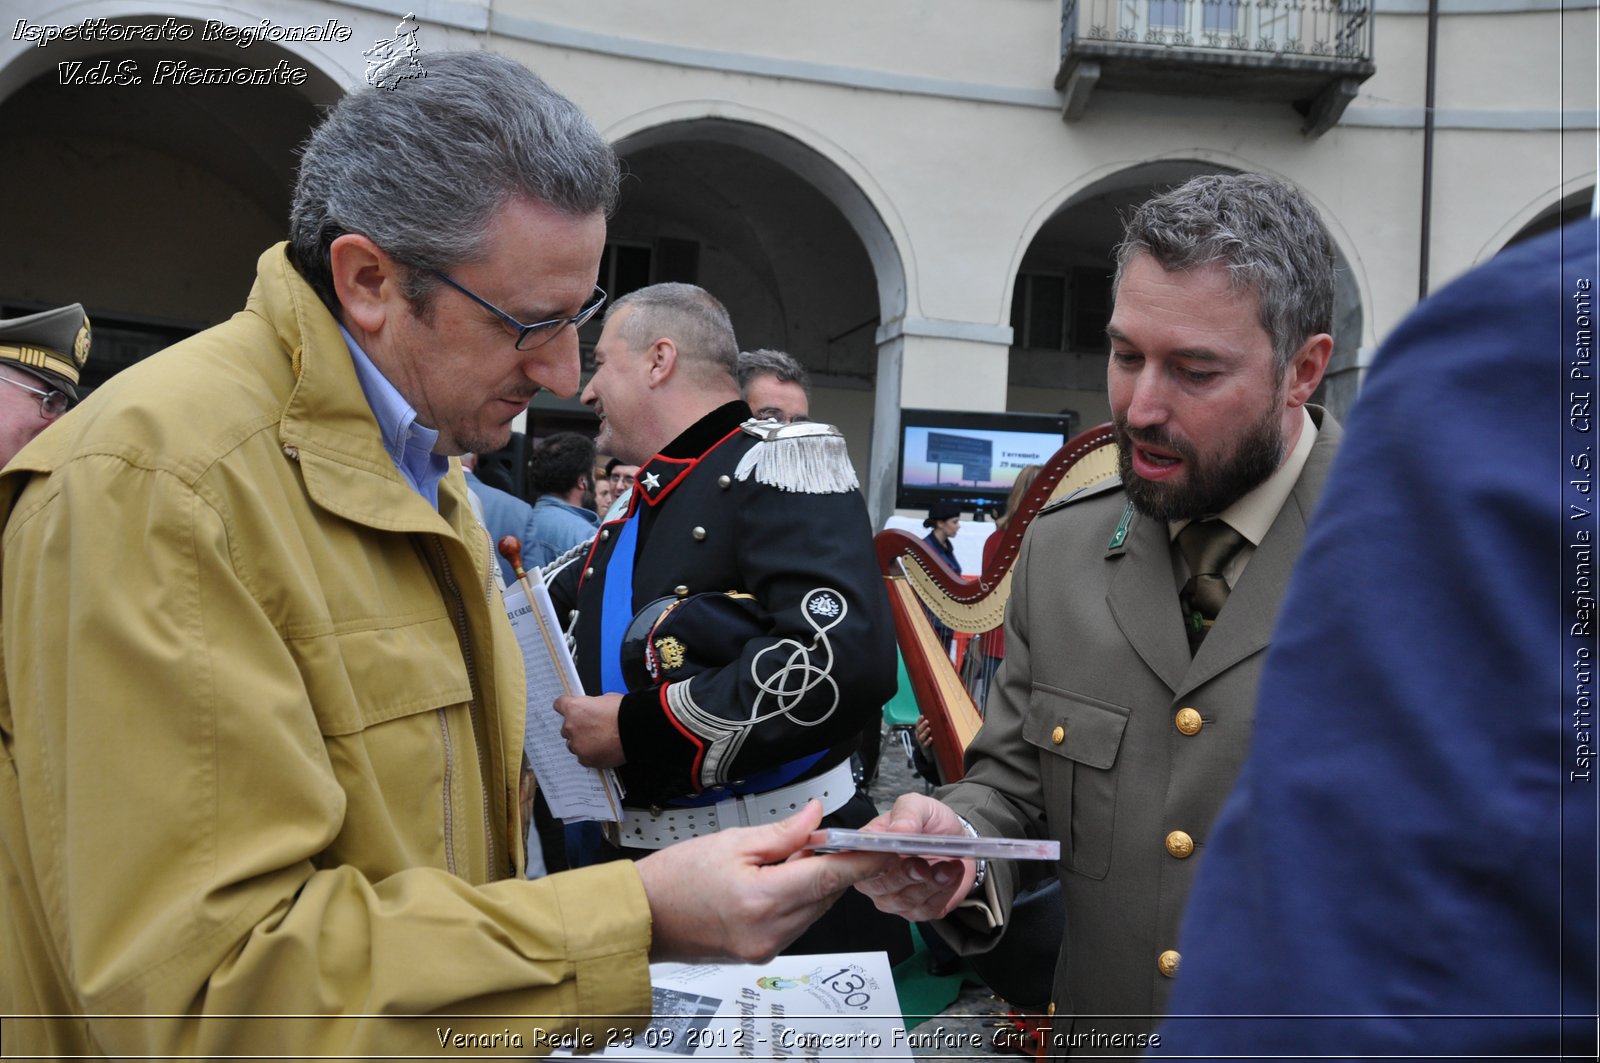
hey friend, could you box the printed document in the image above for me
[503,578,623,822]
[550,951,914,1059]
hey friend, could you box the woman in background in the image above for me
[921,499,963,574]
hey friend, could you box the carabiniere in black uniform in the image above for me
[545,400,907,959]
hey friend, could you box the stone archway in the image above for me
[607,116,907,521]
[0,16,339,390]
[1502,186,1595,253]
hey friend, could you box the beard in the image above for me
[446,409,520,457]
[448,386,541,456]
[593,415,617,460]
[1114,402,1287,522]
[453,425,515,457]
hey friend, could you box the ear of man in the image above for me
[328,233,410,335]
[1284,333,1334,409]
[645,336,680,388]
[638,327,739,404]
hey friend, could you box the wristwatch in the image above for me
[955,815,988,894]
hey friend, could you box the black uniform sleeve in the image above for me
[542,536,590,621]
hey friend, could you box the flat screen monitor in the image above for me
[895,408,1078,514]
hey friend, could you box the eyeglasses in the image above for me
[0,374,71,419]
[752,408,811,425]
[431,271,606,351]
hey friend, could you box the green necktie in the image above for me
[1178,519,1247,653]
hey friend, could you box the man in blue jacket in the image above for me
[524,431,600,567]
[462,451,541,586]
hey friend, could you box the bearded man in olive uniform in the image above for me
[855,173,1346,1054]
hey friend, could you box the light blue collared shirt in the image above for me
[341,326,450,509]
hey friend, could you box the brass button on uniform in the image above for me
[1165,830,1194,859]
[674,585,689,597]
[1050,725,1065,746]
[1175,707,1203,735]
[692,527,707,541]
[584,567,594,579]
[1158,950,1180,977]
[718,475,732,489]
[1046,1002,1056,1017]
[600,529,610,541]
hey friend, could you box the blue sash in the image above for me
[666,749,829,807]
[599,505,835,806]
[598,514,639,695]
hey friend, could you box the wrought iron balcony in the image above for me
[1057,0,1376,136]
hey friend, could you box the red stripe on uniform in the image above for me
[657,683,707,793]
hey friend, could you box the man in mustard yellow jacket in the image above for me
[0,52,877,1058]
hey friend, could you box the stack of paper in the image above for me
[552,952,916,1060]
[502,580,624,822]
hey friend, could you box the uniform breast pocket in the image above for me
[1024,685,1130,881]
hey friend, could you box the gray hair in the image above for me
[1113,173,1335,371]
[606,283,738,382]
[289,51,619,314]
[736,348,811,399]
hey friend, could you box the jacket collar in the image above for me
[631,401,749,508]
[1104,407,1343,695]
[256,243,460,537]
[342,324,448,505]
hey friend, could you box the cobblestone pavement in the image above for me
[865,733,1025,1060]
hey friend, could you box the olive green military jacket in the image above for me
[937,409,1342,1054]
[0,245,651,1056]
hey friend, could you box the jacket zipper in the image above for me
[429,535,500,880]
[435,707,457,877]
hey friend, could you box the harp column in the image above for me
[867,316,1014,529]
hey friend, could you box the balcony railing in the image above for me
[1058,0,1376,134]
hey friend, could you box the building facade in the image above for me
[1,0,1593,523]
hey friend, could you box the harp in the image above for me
[874,424,1121,781]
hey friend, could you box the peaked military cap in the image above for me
[0,304,91,400]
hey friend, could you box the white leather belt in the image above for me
[613,758,856,850]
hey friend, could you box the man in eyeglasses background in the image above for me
[0,303,89,466]
[0,51,889,1059]
[737,347,811,425]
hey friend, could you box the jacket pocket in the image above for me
[1024,685,1130,881]
[289,617,475,872]
[301,617,473,737]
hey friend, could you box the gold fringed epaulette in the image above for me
[735,419,860,494]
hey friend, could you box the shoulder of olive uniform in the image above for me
[734,417,859,494]
[1036,474,1124,518]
